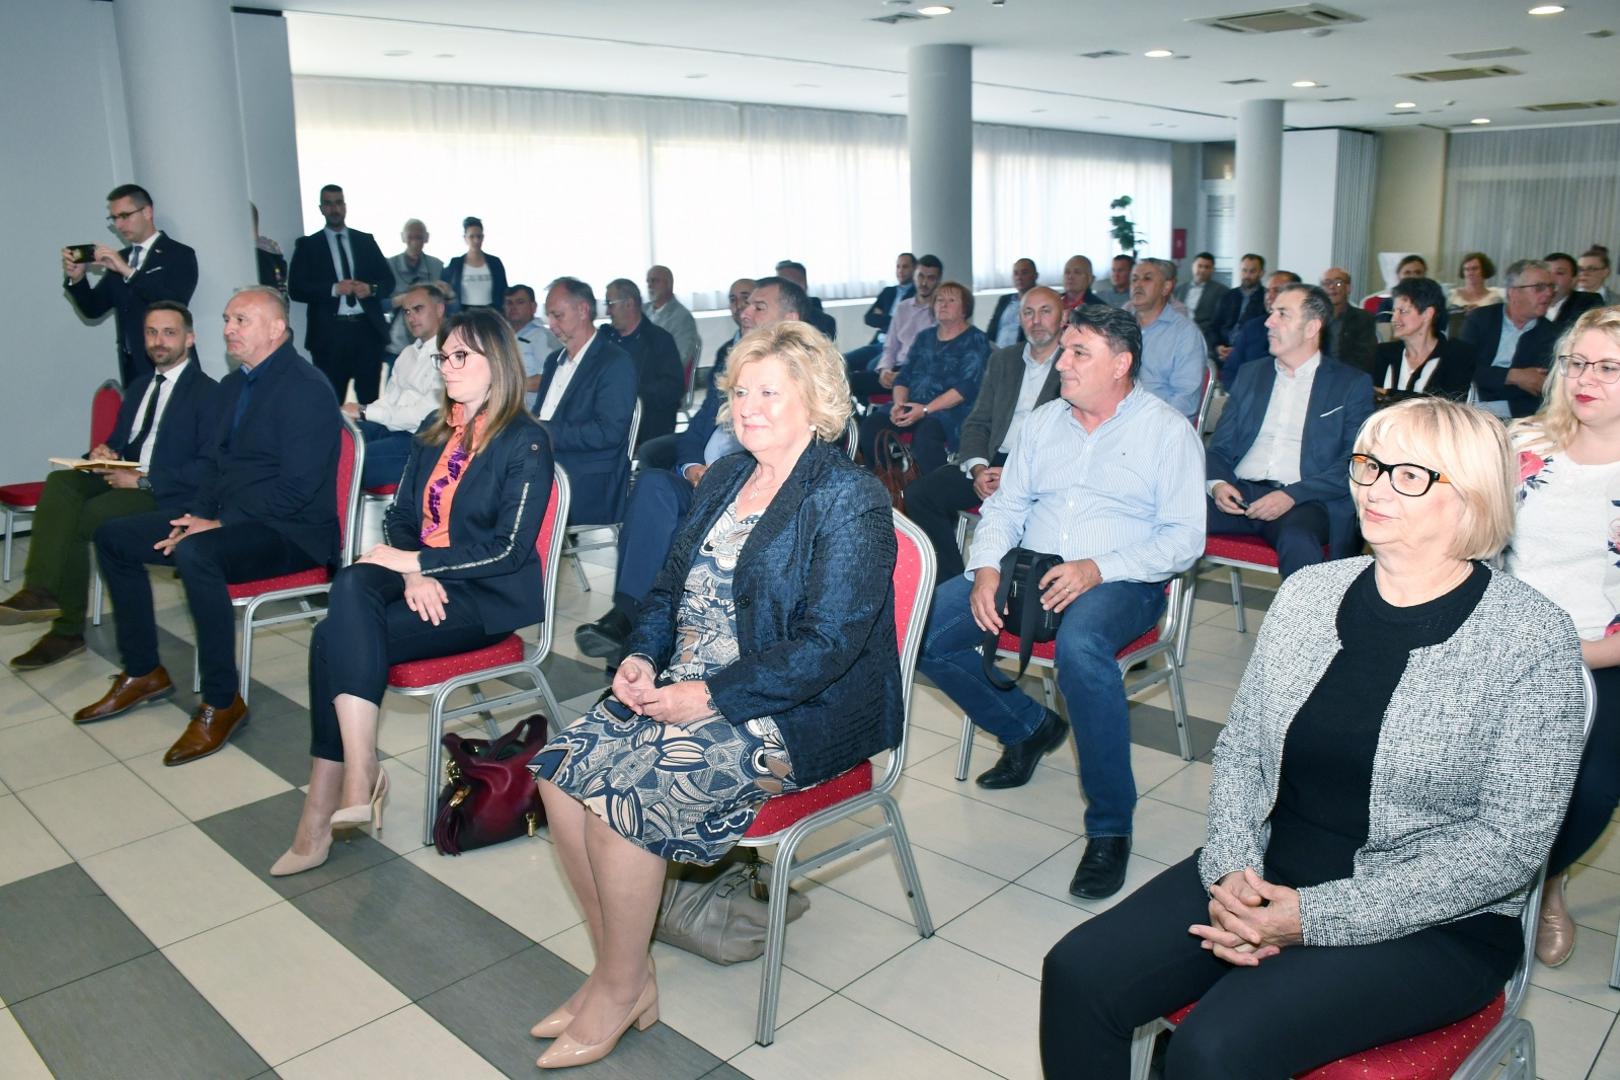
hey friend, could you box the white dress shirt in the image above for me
[515,317,561,412]
[364,337,443,433]
[957,342,1058,476]
[323,227,362,315]
[1232,353,1322,486]
[128,357,189,472]
[539,329,597,421]
[124,230,161,281]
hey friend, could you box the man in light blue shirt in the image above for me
[1132,258,1208,421]
[918,304,1205,901]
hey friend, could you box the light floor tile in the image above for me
[125,744,292,820]
[16,761,185,859]
[0,794,70,888]
[1529,923,1620,1011]
[780,880,924,990]
[276,1004,501,1080]
[1572,861,1620,934]
[729,994,999,1080]
[885,775,1076,881]
[1018,839,1174,915]
[0,1009,50,1080]
[903,751,1086,836]
[1178,647,1246,690]
[164,902,409,1066]
[13,646,118,708]
[1145,761,1214,816]
[1130,797,1207,867]
[808,837,1006,928]
[0,714,116,792]
[936,882,1091,979]
[1587,820,1620,876]
[77,696,192,760]
[372,757,431,856]
[80,824,281,948]
[405,836,586,945]
[0,680,61,733]
[1519,985,1612,1080]
[1591,1015,1620,1080]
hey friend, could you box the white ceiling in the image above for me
[274,0,1620,143]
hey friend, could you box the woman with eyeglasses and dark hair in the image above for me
[1507,305,1620,968]
[271,307,554,876]
[1040,396,1588,1079]
[1370,277,1476,405]
[1448,252,1503,312]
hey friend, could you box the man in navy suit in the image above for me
[0,302,219,669]
[535,277,639,527]
[288,184,395,405]
[1213,252,1267,357]
[1206,284,1374,579]
[76,287,341,766]
[62,184,199,388]
[1460,258,1559,420]
[985,258,1038,349]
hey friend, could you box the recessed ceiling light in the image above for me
[1528,4,1566,14]
[382,49,411,57]
[793,82,821,88]
[685,73,707,79]
[1291,80,1319,88]
[1144,49,1174,58]
[433,53,454,59]
[1395,101,1418,109]
[917,4,953,14]
[1470,117,1492,124]
[1030,108,1047,113]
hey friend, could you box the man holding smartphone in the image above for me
[62,184,199,388]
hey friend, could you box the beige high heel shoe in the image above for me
[532,956,656,1039]
[269,834,332,877]
[330,768,389,834]
[536,976,659,1069]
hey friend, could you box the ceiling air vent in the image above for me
[1192,4,1363,34]
[1522,99,1618,112]
[1588,29,1615,38]
[1078,49,1127,59]
[1222,77,1266,85]
[1399,65,1521,83]
[869,11,927,24]
[1448,47,1528,62]
[1321,96,1354,102]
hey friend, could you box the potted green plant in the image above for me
[1110,195,1143,255]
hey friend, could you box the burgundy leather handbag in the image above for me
[432,713,549,855]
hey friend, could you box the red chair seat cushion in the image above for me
[227,568,329,600]
[0,482,46,509]
[745,760,874,838]
[993,627,1159,663]
[365,483,398,497]
[1204,534,1283,567]
[387,633,525,688]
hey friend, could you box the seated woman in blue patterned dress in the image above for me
[526,321,904,1070]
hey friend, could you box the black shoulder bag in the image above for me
[982,547,1064,690]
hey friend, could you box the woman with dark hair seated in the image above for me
[1370,277,1476,404]
[1040,397,1588,1080]
[1448,251,1504,312]
[442,216,509,310]
[271,308,553,875]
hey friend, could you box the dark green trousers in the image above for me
[23,470,156,636]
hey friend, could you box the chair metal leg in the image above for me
[570,550,591,593]
[1167,661,1193,761]
[91,566,105,627]
[1611,925,1620,990]
[1128,1023,1160,1080]
[878,794,933,937]
[754,832,799,1046]
[1228,567,1247,633]
[954,714,975,781]
[2,508,13,582]
[193,643,202,693]
[537,673,564,730]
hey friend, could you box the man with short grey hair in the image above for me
[1131,258,1207,421]
[1461,258,1559,419]
[386,219,443,362]
[605,278,684,444]
[644,264,701,377]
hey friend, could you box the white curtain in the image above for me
[293,76,1173,309]
[1442,122,1620,279]
[1331,130,1379,291]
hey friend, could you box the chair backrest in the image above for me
[90,379,123,448]
[878,512,938,793]
[335,414,364,566]
[626,400,643,462]
[1194,360,1218,436]
[842,416,859,459]
[533,466,571,667]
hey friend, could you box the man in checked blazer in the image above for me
[901,285,1064,581]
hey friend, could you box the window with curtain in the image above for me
[293,76,1173,310]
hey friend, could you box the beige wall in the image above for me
[1369,128,1449,289]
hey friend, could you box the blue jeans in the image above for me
[356,419,413,490]
[918,573,1164,836]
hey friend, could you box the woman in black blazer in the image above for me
[271,308,553,876]
[1371,277,1475,404]
[524,322,901,1069]
[441,216,509,310]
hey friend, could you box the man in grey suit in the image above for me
[901,285,1064,580]
[1174,251,1228,356]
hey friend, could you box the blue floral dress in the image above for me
[529,504,798,864]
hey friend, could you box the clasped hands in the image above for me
[889,401,926,427]
[611,656,714,726]
[1211,481,1295,522]
[334,279,373,299]
[1188,867,1303,966]
[153,514,220,556]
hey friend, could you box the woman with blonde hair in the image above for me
[1508,304,1620,967]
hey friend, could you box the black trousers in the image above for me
[312,317,383,404]
[308,564,506,761]
[636,433,679,473]
[1205,482,1332,579]
[857,410,949,477]
[95,512,316,707]
[1040,854,1516,1080]
[901,452,1005,582]
[1549,664,1620,876]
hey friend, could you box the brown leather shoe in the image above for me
[11,632,86,671]
[163,696,249,766]
[1536,873,1576,967]
[0,588,62,625]
[73,667,175,724]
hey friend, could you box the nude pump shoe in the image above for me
[531,956,656,1039]
[330,768,389,834]
[269,835,332,877]
[536,977,659,1069]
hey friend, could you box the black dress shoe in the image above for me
[1069,836,1132,900]
[575,609,632,661]
[975,708,1069,790]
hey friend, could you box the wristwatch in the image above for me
[136,474,152,492]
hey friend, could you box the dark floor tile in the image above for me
[12,951,265,1080]
[197,789,396,899]
[291,857,531,1000]
[699,1064,750,1080]
[0,864,154,1004]
[1129,702,1224,763]
[419,946,723,1080]
[540,652,612,704]
[226,695,322,787]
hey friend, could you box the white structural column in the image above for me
[115,0,258,375]
[1234,99,1284,269]
[908,44,973,285]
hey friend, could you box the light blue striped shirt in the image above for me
[966,386,1207,583]
[1138,303,1209,420]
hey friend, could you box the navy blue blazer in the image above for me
[288,228,395,350]
[441,254,509,311]
[985,292,1027,346]
[1554,289,1603,329]
[625,438,902,786]
[1206,354,1374,557]
[64,233,199,388]
[190,341,342,568]
[864,284,900,338]
[1220,315,1271,389]
[383,414,554,635]
[105,361,221,513]
[1215,285,1265,347]
[535,333,639,526]
[1459,305,1559,419]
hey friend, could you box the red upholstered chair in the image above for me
[1202,534,1329,634]
[385,467,570,846]
[190,413,363,704]
[561,400,639,593]
[2,380,123,581]
[734,512,937,1047]
[953,571,1196,781]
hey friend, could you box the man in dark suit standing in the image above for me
[62,184,199,388]
[288,184,394,404]
[602,278,685,446]
[0,302,219,670]
[1173,252,1229,356]
[985,258,1038,350]
[75,287,341,766]
[1461,258,1559,420]
[1206,284,1374,579]
[536,277,639,527]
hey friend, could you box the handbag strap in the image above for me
[982,552,1047,691]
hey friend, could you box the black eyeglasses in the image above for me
[431,349,474,370]
[1348,454,1450,497]
[1558,356,1620,384]
[106,209,142,224]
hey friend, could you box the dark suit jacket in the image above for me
[1175,278,1230,353]
[441,254,509,310]
[106,361,221,513]
[64,233,199,387]
[1206,354,1374,556]
[984,293,1027,347]
[535,332,639,526]
[288,228,395,350]
[257,247,288,294]
[1216,285,1266,346]
[1459,305,1559,418]
[1369,337,1475,402]
[957,343,1061,463]
[190,340,342,568]
[1327,304,1378,376]
[607,318,685,444]
[1220,315,1270,389]
[1554,289,1603,329]
[625,438,902,786]
[805,297,838,341]
[383,414,554,635]
[863,284,899,342]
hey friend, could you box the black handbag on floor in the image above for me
[983,547,1063,690]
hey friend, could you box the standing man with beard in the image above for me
[289,184,394,404]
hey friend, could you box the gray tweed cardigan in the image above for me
[1198,557,1587,947]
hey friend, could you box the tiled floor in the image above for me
[1,535,1618,1079]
